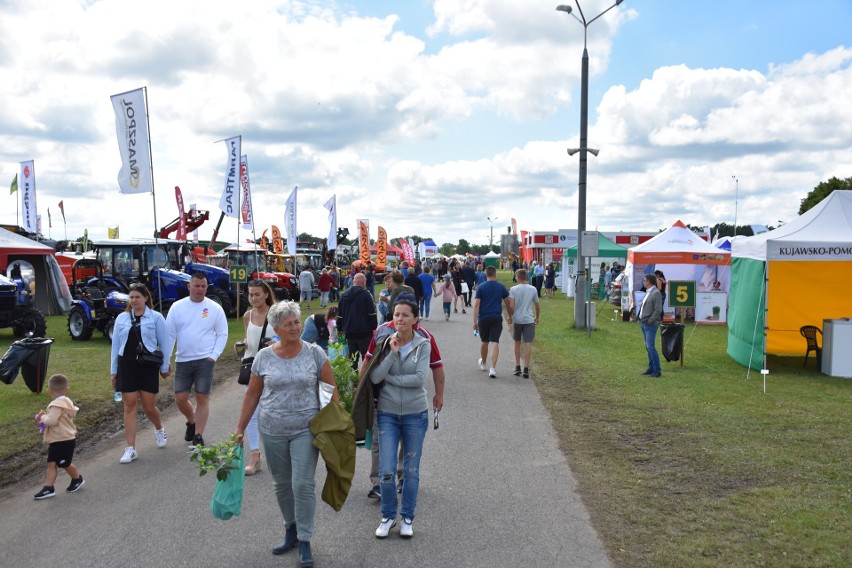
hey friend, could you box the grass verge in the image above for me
[532,286,851,567]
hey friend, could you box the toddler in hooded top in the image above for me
[33,374,85,500]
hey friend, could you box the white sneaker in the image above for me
[400,518,414,538]
[155,428,167,448]
[120,447,137,464]
[375,517,397,538]
[489,368,497,379]
[477,358,487,371]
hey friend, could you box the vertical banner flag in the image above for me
[190,203,199,243]
[511,218,518,236]
[37,215,42,234]
[260,228,269,251]
[219,136,241,217]
[408,238,416,262]
[284,186,298,256]
[110,88,153,194]
[324,195,337,249]
[82,229,89,251]
[58,200,66,223]
[357,219,370,265]
[376,226,387,269]
[175,186,187,240]
[10,174,17,194]
[239,155,254,231]
[108,227,120,239]
[48,208,52,228]
[20,161,37,233]
[271,225,283,254]
[400,238,414,264]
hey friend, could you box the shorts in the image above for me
[47,439,76,468]
[478,316,503,343]
[300,289,312,302]
[116,365,159,394]
[512,322,536,343]
[174,358,215,395]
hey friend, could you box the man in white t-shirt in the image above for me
[507,269,540,379]
[164,273,228,447]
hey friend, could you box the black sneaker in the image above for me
[367,485,381,499]
[513,366,522,376]
[522,368,530,379]
[191,434,205,448]
[34,486,55,500]
[66,476,85,493]
[184,422,196,442]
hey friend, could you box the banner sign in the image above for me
[219,136,241,217]
[239,155,254,231]
[284,186,298,256]
[271,225,283,254]
[357,219,370,264]
[399,238,414,264]
[175,186,187,240]
[110,88,153,194]
[376,226,387,268]
[324,195,337,250]
[20,160,37,233]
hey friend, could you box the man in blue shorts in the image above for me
[472,266,513,378]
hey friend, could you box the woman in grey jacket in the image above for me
[370,298,432,539]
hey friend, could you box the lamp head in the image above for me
[556,5,572,13]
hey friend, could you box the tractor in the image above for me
[0,269,47,338]
[66,258,129,342]
[209,243,300,302]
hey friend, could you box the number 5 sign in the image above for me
[668,280,695,308]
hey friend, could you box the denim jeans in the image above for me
[377,410,428,520]
[419,295,431,319]
[640,322,661,373]
[261,430,319,542]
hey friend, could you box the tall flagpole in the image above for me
[143,86,163,312]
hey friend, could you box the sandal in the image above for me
[245,450,263,475]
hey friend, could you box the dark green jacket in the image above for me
[310,401,355,512]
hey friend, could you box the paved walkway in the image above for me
[0,297,610,568]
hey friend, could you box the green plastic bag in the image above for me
[210,446,245,520]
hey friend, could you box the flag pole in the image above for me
[143,86,163,312]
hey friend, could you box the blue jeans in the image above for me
[640,322,661,373]
[261,430,319,542]
[377,410,428,520]
[419,295,431,318]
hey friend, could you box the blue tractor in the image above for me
[66,258,129,342]
[0,270,47,338]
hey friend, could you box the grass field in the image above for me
[529,277,851,567]
[1,279,850,566]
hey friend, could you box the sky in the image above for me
[2,0,851,248]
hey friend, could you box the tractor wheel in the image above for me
[104,319,115,343]
[276,286,291,301]
[206,288,232,316]
[14,308,47,338]
[68,305,93,341]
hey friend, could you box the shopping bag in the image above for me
[210,446,246,520]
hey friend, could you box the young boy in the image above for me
[33,374,85,500]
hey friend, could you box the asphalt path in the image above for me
[0,296,611,568]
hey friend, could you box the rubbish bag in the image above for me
[0,338,54,393]
[210,446,245,520]
[661,323,685,362]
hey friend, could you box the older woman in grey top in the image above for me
[235,301,338,568]
[370,297,432,540]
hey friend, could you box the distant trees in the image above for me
[799,176,852,214]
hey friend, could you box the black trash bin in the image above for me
[660,323,685,362]
[0,337,54,393]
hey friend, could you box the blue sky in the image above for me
[1,0,850,247]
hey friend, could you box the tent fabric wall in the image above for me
[726,257,766,370]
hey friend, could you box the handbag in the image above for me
[133,314,164,367]
[238,318,269,385]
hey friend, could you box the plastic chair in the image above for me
[799,326,822,369]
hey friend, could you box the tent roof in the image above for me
[483,250,501,258]
[627,220,730,265]
[0,227,54,256]
[563,233,628,258]
[733,190,852,261]
[370,243,403,254]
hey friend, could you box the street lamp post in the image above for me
[732,176,739,236]
[557,0,624,330]
[487,216,499,251]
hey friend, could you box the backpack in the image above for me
[314,314,330,340]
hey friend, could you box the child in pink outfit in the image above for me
[437,274,457,321]
[33,374,85,500]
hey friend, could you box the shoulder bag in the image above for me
[238,317,269,386]
[133,314,164,367]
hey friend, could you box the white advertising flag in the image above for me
[20,160,37,233]
[239,155,254,231]
[110,88,153,194]
[219,136,241,218]
[324,195,337,249]
[284,186,298,256]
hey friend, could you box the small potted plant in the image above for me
[188,433,242,481]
